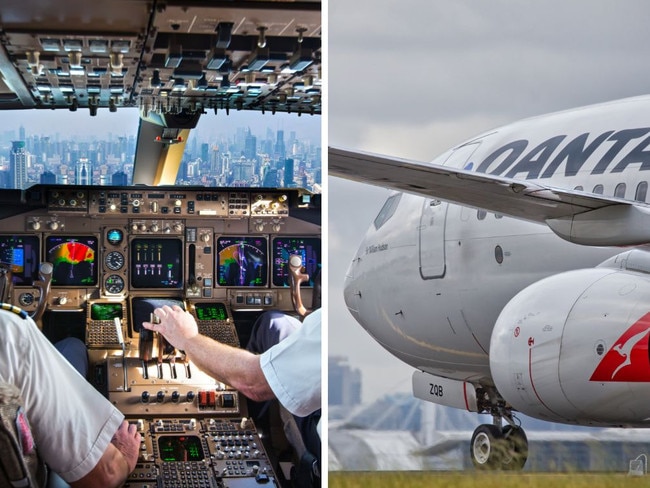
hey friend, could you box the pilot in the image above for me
[0,308,140,487]
[143,305,321,485]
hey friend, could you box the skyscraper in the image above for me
[283,158,294,187]
[244,128,257,161]
[10,141,27,189]
[274,130,286,162]
[329,356,362,407]
[75,158,91,185]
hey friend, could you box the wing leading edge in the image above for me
[329,147,650,246]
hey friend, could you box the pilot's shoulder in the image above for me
[0,304,29,320]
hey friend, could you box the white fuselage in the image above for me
[343,95,650,387]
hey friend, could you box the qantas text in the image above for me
[474,128,650,180]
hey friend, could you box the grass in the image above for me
[328,472,648,488]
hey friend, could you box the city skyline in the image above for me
[0,109,321,191]
[0,108,321,144]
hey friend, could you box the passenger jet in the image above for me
[329,94,650,469]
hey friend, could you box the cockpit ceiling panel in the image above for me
[0,0,321,116]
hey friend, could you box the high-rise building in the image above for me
[112,171,128,186]
[262,167,279,187]
[274,130,286,162]
[40,171,56,184]
[244,129,257,161]
[75,158,91,185]
[10,141,27,189]
[283,158,294,187]
[329,356,362,407]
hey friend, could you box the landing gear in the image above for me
[470,423,528,470]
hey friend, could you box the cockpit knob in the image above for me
[48,221,59,230]
[30,220,41,230]
[141,391,150,403]
[150,223,160,232]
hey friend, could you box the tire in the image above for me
[501,425,528,471]
[470,424,504,470]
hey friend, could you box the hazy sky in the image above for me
[328,0,650,402]
[5,108,321,143]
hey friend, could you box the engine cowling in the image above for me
[490,265,650,427]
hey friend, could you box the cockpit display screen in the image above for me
[46,236,98,286]
[0,235,40,285]
[216,237,267,287]
[130,238,182,289]
[272,237,321,287]
[90,302,123,321]
[157,435,204,462]
[194,302,228,321]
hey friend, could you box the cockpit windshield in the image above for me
[2,109,321,191]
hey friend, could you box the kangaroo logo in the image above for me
[590,312,650,382]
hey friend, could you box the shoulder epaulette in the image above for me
[0,304,28,320]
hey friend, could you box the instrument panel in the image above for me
[0,184,320,488]
[5,185,320,313]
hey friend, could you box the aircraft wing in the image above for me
[329,147,650,246]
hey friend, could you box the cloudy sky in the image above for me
[328,0,650,402]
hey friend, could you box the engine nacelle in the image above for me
[490,266,650,427]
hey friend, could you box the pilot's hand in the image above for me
[111,420,140,474]
[142,305,198,351]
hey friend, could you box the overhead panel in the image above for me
[0,0,321,116]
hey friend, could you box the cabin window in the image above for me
[574,185,583,191]
[477,209,487,220]
[635,182,648,202]
[614,183,626,199]
[592,184,604,195]
[373,193,402,230]
[494,213,503,219]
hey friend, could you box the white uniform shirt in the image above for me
[260,308,321,417]
[0,310,123,482]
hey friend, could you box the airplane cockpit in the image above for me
[0,1,321,487]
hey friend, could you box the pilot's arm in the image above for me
[0,310,140,486]
[70,421,140,488]
[144,306,321,414]
[143,305,275,402]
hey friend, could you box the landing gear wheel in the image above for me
[470,424,504,470]
[501,425,528,471]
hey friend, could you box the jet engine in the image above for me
[490,253,650,427]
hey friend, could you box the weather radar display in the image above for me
[46,236,98,286]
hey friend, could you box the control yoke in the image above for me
[0,264,13,304]
[31,262,53,324]
[288,254,311,318]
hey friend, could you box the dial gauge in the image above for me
[105,274,125,294]
[18,293,34,307]
[105,251,125,271]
